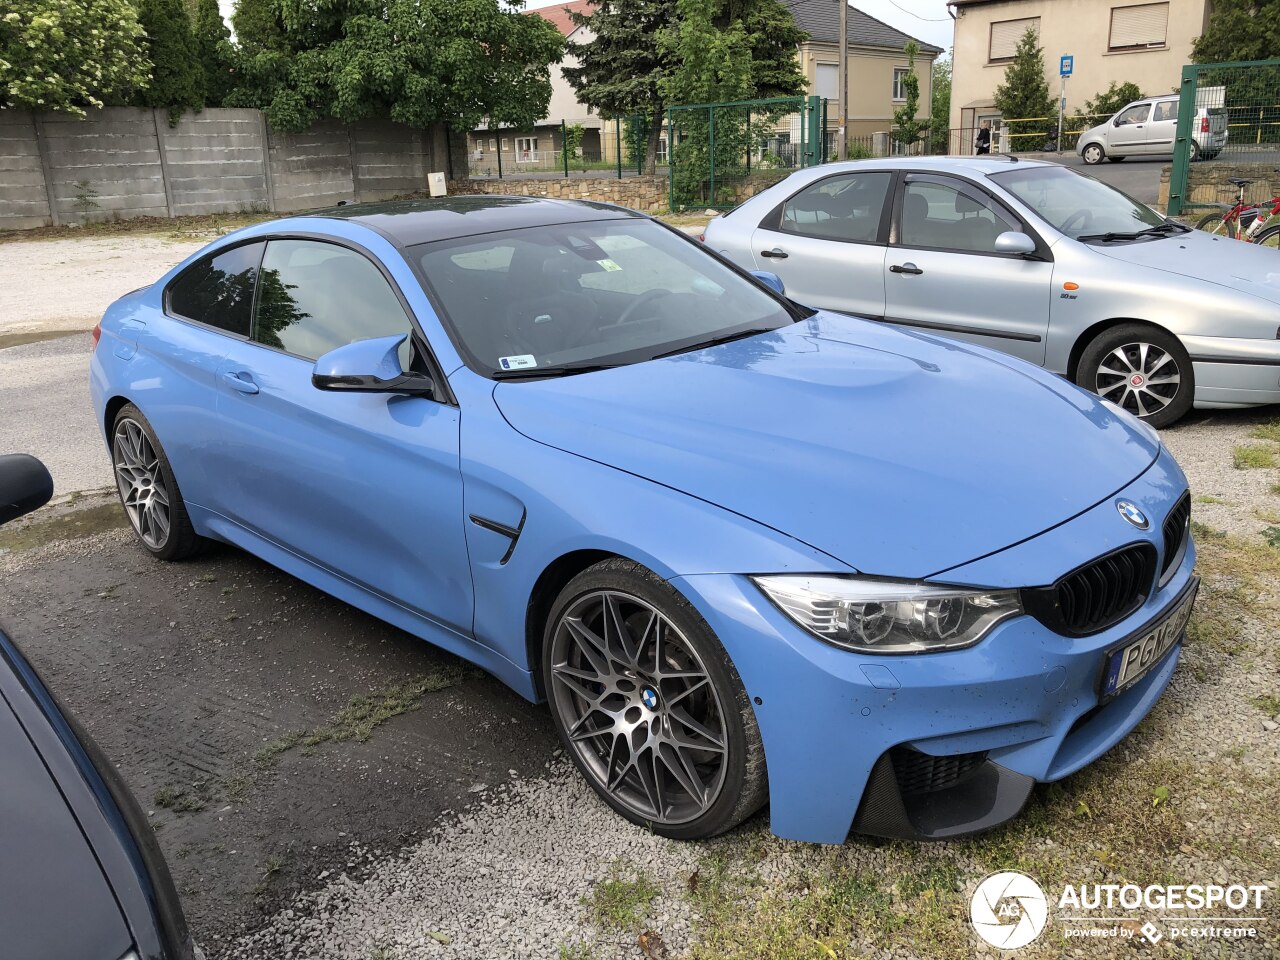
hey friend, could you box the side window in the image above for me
[778,172,893,243]
[899,178,1021,254]
[1152,101,1177,123]
[1116,104,1150,126]
[166,242,263,336]
[254,239,413,363]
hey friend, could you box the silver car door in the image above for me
[747,170,892,319]
[1147,101,1178,153]
[1108,103,1153,156]
[884,173,1051,365]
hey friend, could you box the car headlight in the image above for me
[752,575,1022,654]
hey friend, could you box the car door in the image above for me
[1147,100,1178,154]
[146,240,264,510]
[747,170,892,319]
[884,173,1051,365]
[212,237,473,634]
[1108,103,1153,156]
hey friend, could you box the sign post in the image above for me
[1057,55,1073,153]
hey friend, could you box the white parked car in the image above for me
[1076,93,1227,164]
[703,156,1280,427]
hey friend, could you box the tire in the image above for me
[110,403,204,561]
[1081,143,1104,165]
[1075,323,1194,429]
[1195,209,1238,239]
[1107,156,1126,163]
[1189,141,1202,162]
[1252,221,1280,251]
[542,558,767,840]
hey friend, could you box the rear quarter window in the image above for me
[166,242,263,336]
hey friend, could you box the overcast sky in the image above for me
[215,0,955,57]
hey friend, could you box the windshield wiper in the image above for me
[1078,222,1189,243]
[648,327,777,361]
[489,361,625,381]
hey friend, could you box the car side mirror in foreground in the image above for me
[312,335,435,396]
[994,231,1037,256]
[0,454,53,527]
[750,271,786,296]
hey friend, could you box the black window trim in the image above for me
[164,231,456,406]
[890,170,1053,262]
[757,169,897,247]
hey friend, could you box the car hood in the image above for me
[493,313,1160,578]
[1093,230,1280,305]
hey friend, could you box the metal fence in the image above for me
[1169,58,1280,216]
[465,116,651,179]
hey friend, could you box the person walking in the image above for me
[975,121,992,155]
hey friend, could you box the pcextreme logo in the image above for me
[968,871,1270,949]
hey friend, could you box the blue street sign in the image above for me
[1060,55,1073,77]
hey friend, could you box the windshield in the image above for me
[412,218,796,378]
[990,165,1165,240]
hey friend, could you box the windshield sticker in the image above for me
[498,354,538,371]
[597,259,622,272]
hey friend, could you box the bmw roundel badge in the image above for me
[1116,499,1149,530]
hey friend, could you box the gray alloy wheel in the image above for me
[1095,342,1181,419]
[1082,143,1104,165]
[113,417,171,550]
[548,589,730,826]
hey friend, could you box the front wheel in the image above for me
[1251,221,1280,250]
[1075,324,1194,428]
[1195,209,1238,238]
[542,558,767,840]
[1081,143,1104,165]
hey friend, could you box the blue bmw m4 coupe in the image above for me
[91,197,1197,844]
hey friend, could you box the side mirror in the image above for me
[994,231,1037,256]
[312,335,434,396]
[0,454,54,527]
[750,270,786,296]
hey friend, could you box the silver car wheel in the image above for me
[1082,144,1103,164]
[1095,342,1181,419]
[548,590,729,825]
[113,417,171,549]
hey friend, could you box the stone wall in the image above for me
[1159,161,1280,213]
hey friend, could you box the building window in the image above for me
[989,17,1038,63]
[1109,2,1168,51]
[892,67,910,101]
[815,62,838,100]
[489,139,497,151]
[515,136,538,162]
[500,138,509,150]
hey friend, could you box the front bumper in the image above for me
[674,446,1195,843]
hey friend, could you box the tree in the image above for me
[890,41,925,151]
[133,0,205,120]
[566,0,805,174]
[992,27,1054,152]
[1193,0,1280,63]
[1082,81,1143,121]
[928,52,951,154]
[228,0,564,136]
[232,0,289,54]
[0,0,151,116]
[193,0,236,106]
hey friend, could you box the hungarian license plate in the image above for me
[1101,579,1199,698]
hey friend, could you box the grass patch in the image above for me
[153,783,210,813]
[1249,420,1280,443]
[0,501,127,554]
[1250,694,1280,717]
[253,667,468,766]
[585,867,660,931]
[1194,494,1225,505]
[1232,444,1276,469]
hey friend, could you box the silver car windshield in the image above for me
[990,166,1165,240]
[412,219,797,378]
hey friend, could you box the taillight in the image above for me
[696,233,705,242]
[91,322,102,350]
[1200,117,1209,133]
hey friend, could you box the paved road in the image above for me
[1024,151,1166,204]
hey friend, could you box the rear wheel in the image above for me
[111,404,204,560]
[1189,141,1202,162]
[1082,143,1104,165]
[1195,209,1238,238]
[1252,222,1280,250]
[1075,324,1194,428]
[543,558,767,839]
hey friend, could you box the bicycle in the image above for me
[1195,175,1280,242]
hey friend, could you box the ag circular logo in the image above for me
[1116,499,1149,529]
[970,871,1049,949]
[640,687,658,709]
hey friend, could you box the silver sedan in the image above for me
[703,156,1280,427]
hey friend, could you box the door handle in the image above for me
[222,370,259,394]
[760,248,789,259]
[889,262,924,276]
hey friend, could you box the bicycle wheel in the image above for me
[1252,221,1280,250]
[1195,209,1237,238]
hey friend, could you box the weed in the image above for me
[1249,420,1280,443]
[1250,693,1280,717]
[153,783,209,813]
[1232,444,1276,469]
[1264,527,1280,549]
[586,867,660,931]
[1194,494,1225,505]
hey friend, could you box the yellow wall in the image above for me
[949,0,1209,133]
[801,42,936,129]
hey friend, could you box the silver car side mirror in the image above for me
[994,231,1037,256]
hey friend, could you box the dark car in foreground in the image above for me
[0,454,196,960]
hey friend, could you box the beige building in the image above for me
[947,0,1212,144]
[788,0,941,149]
